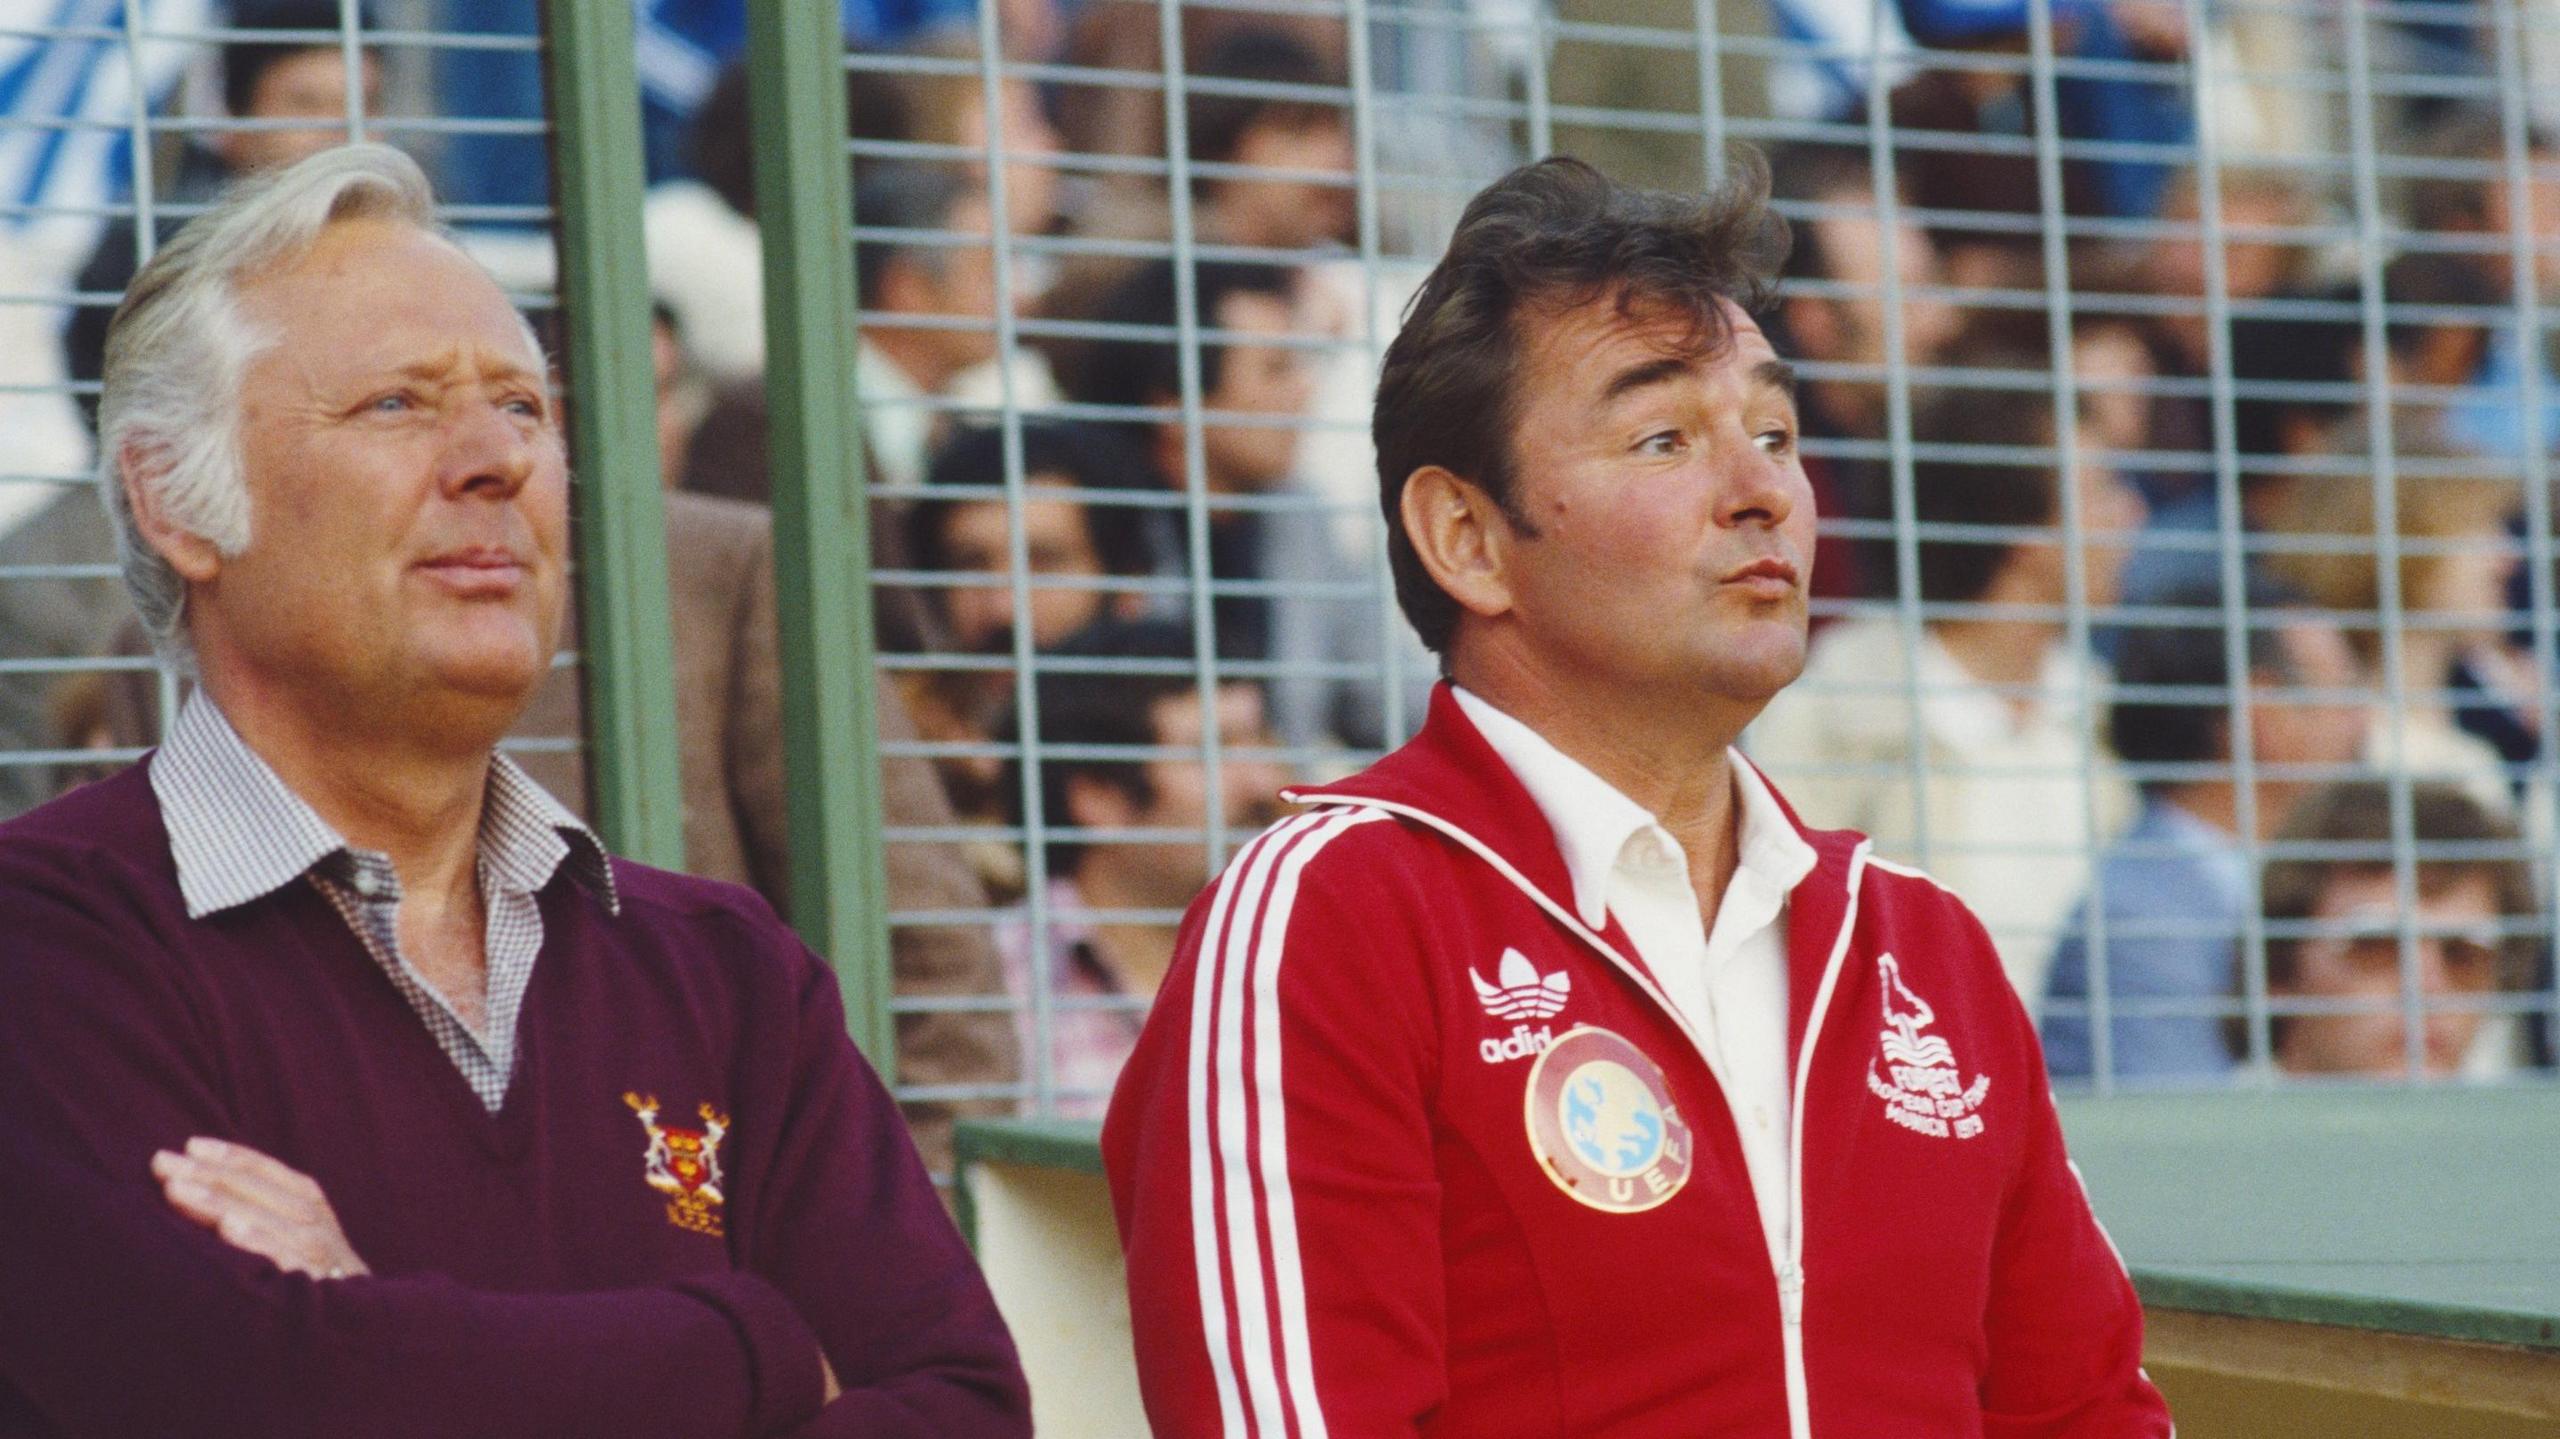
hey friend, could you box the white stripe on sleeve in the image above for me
[1186,808,1379,1437]
[1186,812,1322,1436]
[1254,809,1384,1438]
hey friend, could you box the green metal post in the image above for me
[539,0,687,869]
[743,0,896,1064]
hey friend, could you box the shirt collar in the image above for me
[150,690,616,920]
[1451,686,1817,931]
[1730,748,1820,897]
[482,746,620,914]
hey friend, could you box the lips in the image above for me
[415,546,528,598]
[1721,555,1800,594]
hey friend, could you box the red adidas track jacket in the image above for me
[1103,685,2171,1437]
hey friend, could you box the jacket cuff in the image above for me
[672,1271,828,1437]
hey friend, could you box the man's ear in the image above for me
[1399,464,1518,624]
[117,443,224,584]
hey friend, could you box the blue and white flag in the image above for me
[1764,0,1914,121]
[623,0,972,180]
[0,0,213,287]
[631,0,734,123]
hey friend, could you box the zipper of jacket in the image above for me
[1779,842,1871,1439]
[1289,792,1874,1439]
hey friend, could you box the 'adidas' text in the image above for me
[1479,1024,1556,1065]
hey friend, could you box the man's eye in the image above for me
[1637,431,1683,456]
[367,393,413,414]
[1755,428,1794,455]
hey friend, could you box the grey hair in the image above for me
[97,143,441,669]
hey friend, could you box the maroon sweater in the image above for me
[0,762,1028,1439]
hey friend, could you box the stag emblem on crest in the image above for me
[1864,954,1991,1141]
[624,1092,731,1236]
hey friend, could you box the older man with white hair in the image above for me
[0,145,1029,1438]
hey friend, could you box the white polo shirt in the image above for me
[1454,687,1818,1263]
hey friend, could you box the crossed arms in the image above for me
[0,866,1029,1439]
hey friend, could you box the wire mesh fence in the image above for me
[7,0,2559,1135]
[0,0,570,764]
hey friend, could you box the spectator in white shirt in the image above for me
[853,164,1015,494]
[1746,359,2146,1003]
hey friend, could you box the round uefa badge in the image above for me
[1523,1025,1694,1214]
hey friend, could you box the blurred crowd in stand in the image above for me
[5,0,2558,1126]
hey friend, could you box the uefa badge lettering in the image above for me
[1863,954,1991,1140]
[623,1092,731,1237]
[1472,947,1571,1064]
[1523,1026,1694,1214]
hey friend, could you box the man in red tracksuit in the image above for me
[1103,154,2174,1436]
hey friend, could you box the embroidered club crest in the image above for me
[1863,954,1991,1140]
[623,1092,730,1236]
[1523,1026,1693,1214]
[1471,947,1572,1021]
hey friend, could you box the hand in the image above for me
[152,1137,371,1281]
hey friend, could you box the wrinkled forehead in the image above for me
[235,217,542,369]
[1716,302,1779,363]
[1541,283,1761,347]
[1516,291,1776,395]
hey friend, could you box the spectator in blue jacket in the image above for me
[2044,578,2366,1082]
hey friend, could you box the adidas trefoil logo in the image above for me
[1471,947,1571,1021]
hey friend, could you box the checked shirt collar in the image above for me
[150,690,615,1109]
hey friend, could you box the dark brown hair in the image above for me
[999,616,1225,875]
[688,56,923,223]
[222,0,372,121]
[2407,105,2558,237]
[1373,154,1789,654]
[1905,357,2063,606]
[1187,27,1344,183]
[1059,258,1301,462]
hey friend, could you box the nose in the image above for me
[946,582,1009,651]
[1276,352,1313,405]
[1716,438,1795,531]
[440,396,537,500]
[1907,295,1959,364]
[2413,939,2485,1070]
[1028,109,1063,159]
[2415,938,2464,996]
